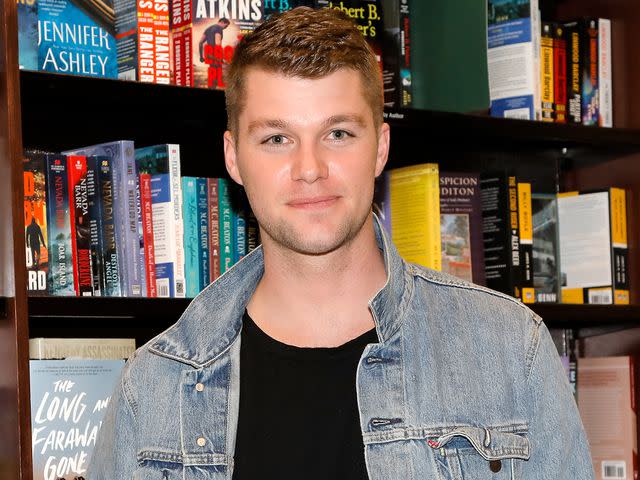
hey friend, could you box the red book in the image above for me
[140,173,157,297]
[67,155,92,296]
[554,24,568,124]
[207,177,220,282]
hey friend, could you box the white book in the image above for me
[29,337,136,359]
[598,18,613,128]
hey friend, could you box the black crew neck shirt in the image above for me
[231,311,378,480]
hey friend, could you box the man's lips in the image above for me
[287,196,340,208]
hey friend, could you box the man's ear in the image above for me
[375,122,390,177]
[224,130,244,186]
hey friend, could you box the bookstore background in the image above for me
[1,0,640,479]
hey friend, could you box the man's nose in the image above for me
[290,142,329,183]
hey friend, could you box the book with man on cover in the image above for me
[24,151,49,295]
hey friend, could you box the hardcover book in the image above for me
[531,193,561,303]
[24,151,49,295]
[29,337,136,359]
[37,0,118,77]
[439,171,485,285]
[29,359,125,480]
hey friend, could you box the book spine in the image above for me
[122,144,144,297]
[85,157,104,296]
[581,18,599,126]
[246,209,259,254]
[168,144,185,297]
[23,152,49,295]
[98,157,122,296]
[553,24,567,123]
[171,27,185,85]
[140,173,157,297]
[541,22,555,122]
[45,155,75,296]
[150,173,175,297]
[565,21,582,124]
[154,0,171,84]
[135,174,147,296]
[196,177,210,290]
[218,178,234,274]
[532,1,541,120]
[207,177,220,282]
[182,177,199,297]
[233,199,246,264]
[399,0,412,108]
[508,175,521,299]
[598,18,612,128]
[517,182,534,303]
[67,155,93,296]
[610,188,629,305]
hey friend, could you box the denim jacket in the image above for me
[88,216,595,479]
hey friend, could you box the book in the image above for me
[564,20,582,124]
[232,190,246,265]
[558,188,629,305]
[517,181,534,303]
[439,171,485,285]
[246,208,259,254]
[17,0,38,70]
[263,0,314,18]
[540,22,554,122]
[45,154,75,296]
[581,18,599,126]
[85,157,104,296]
[24,151,49,295]
[96,156,121,296]
[379,0,411,108]
[29,359,125,480]
[197,177,210,288]
[389,163,441,271]
[578,356,637,480]
[64,141,143,297]
[37,0,118,78]
[139,173,157,297]
[218,178,234,274]
[531,193,561,303]
[182,176,199,297]
[207,177,221,282]
[136,144,185,297]
[487,0,539,120]
[553,23,567,123]
[480,173,521,298]
[598,18,612,128]
[29,337,136,359]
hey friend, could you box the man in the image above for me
[199,17,231,88]
[89,7,594,479]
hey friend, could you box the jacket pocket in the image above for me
[430,425,530,480]
[133,450,228,480]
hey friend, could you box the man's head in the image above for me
[225,7,383,134]
[218,18,231,28]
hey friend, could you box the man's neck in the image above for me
[246,218,387,347]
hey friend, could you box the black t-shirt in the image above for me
[232,311,378,480]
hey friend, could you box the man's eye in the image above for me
[329,130,352,141]
[264,135,288,145]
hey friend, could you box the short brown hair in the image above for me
[225,7,383,133]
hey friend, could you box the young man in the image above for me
[89,7,594,480]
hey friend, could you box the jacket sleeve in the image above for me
[87,361,138,479]
[521,314,595,479]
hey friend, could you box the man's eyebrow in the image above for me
[322,114,367,128]
[247,119,290,135]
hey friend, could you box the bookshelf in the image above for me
[3,0,640,479]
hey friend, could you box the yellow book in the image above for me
[389,163,441,271]
[541,22,555,122]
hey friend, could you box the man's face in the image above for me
[224,68,390,256]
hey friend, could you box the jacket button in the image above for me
[196,383,205,392]
[489,460,502,473]
[197,437,206,447]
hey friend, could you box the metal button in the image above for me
[197,437,206,447]
[489,460,502,473]
[196,383,204,392]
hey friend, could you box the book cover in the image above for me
[578,356,637,480]
[17,0,38,70]
[540,22,554,122]
[553,23,567,123]
[135,174,147,297]
[24,151,49,295]
[263,0,314,18]
[564,20,582,124]
[85,156,104,296]
[218,178,234,274]
[207,177,221,282]
[397,0,411,108]
[558,188,629,305]
[191,0,264,89]
[197,177,210,289]
[64,141,142,297]
[135,144,185,297]
[531,193,561,303]
[182,176,199,297]
[45,155,75,296]
[29,337,135,359]
[439,171,485,285]
[389,163,441,271]
[139,173,157,297]
[246,208,259,254]
[67,155,94,296]
[480,173,521,298]
[517,181,534,303]
[581,18,599,126]
[232,187,246,265]
[96,156,121,296]
[598,18,612,128]
[487,0,539,120]
[37,0,118,77]
[29,359,125,480]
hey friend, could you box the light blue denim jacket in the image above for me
[89,216,595,479]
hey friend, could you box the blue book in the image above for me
[37,0,117,78]
[181,177,198,298]
[233,199,246,265]
[45,154,75,296]
[29,359,125,480]
[64,141,142,297]
[218,179,234,275]
[17,0,38,70]
[196,178,210,291]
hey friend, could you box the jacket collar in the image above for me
[149,214,409,368]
